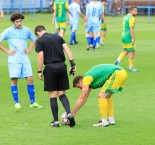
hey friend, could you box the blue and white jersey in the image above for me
[86,1,102,26]
[68,2,81,25]
[0,26,36,63]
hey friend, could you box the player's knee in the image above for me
[27,77,34,84]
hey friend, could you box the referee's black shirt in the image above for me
[35,33,66,65]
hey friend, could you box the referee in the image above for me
[35,25,76,127]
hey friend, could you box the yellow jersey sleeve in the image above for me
[65,1,69,9]
[83,76,94,86]
[53,2,56,10]
[129,17,135,27]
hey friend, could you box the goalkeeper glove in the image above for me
[69,60,76,76]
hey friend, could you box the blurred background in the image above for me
[0,0,155,16]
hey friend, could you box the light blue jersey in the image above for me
[86,1,102,26]
[68,2,81,31]
[0,26,36,78]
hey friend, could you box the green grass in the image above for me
[0,14,155,145]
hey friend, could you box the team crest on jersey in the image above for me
[24,32,27,35]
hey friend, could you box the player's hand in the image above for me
[71,111,77,117]
[132,38,135,45]
[25,48,31,54]
[69,65,76,76]
[38,73,44,80]
[7,50,16,55]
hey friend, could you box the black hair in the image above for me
[34,25,46,36]
[10,13,24,22]
[73,75,83,87]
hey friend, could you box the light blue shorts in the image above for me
[8,59,33,79]
[70,22,79,31]
[85,25,100,33]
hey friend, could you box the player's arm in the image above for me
[63,43,76,74]
[37,51,44,80]
[130,26,135,44]
[25,41,36,54]
[53,10,56,24]
[129,17,135,44]
[72,76,93,116]
[67,9,72,16]
[66,12,70,26]
[66,1,72,16]
[101,4,106,25]
[77,5,84,21]
[84,14,88,27]
[84,4,89,26]
[63,43,74,62]
[52,3,56,24]
[71,87,91,116]
[35,40,44,80]
[0,43,16,55]
[0,30,16,55]
[25,29,37,54]
[78,11,84,21]
[101,12,106,25]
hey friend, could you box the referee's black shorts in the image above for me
[43,62,69,91]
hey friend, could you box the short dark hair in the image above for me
[129,5,137,11]
[34,25,46,36]
[101,0,107,2]
[73,75,83,87]
[10,13,24,22]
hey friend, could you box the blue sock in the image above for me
[27,85,35,104]
[86,37,91,45]
[11,86,19,104]
[97,36,100,44]
[73,32,77,43]
[70,32,75,44]
[93,38,97,48]
[90,37,94,45]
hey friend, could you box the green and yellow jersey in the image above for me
[101,5,107,31]
[101,5,105,24]
[53,0,69,22]
[122,14,135,43]
[82,64,123,89]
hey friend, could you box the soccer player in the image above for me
[100,0,107,45]
[71,64,128,127]
[68,0,84,45]
[115,5,138,72]
[35,25,76,127]
[85,0,103,50]
[53,0,72,38]
[0,13,42,109]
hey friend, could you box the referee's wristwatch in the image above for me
[38,70,42,73]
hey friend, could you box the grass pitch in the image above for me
[0,14,155,145]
